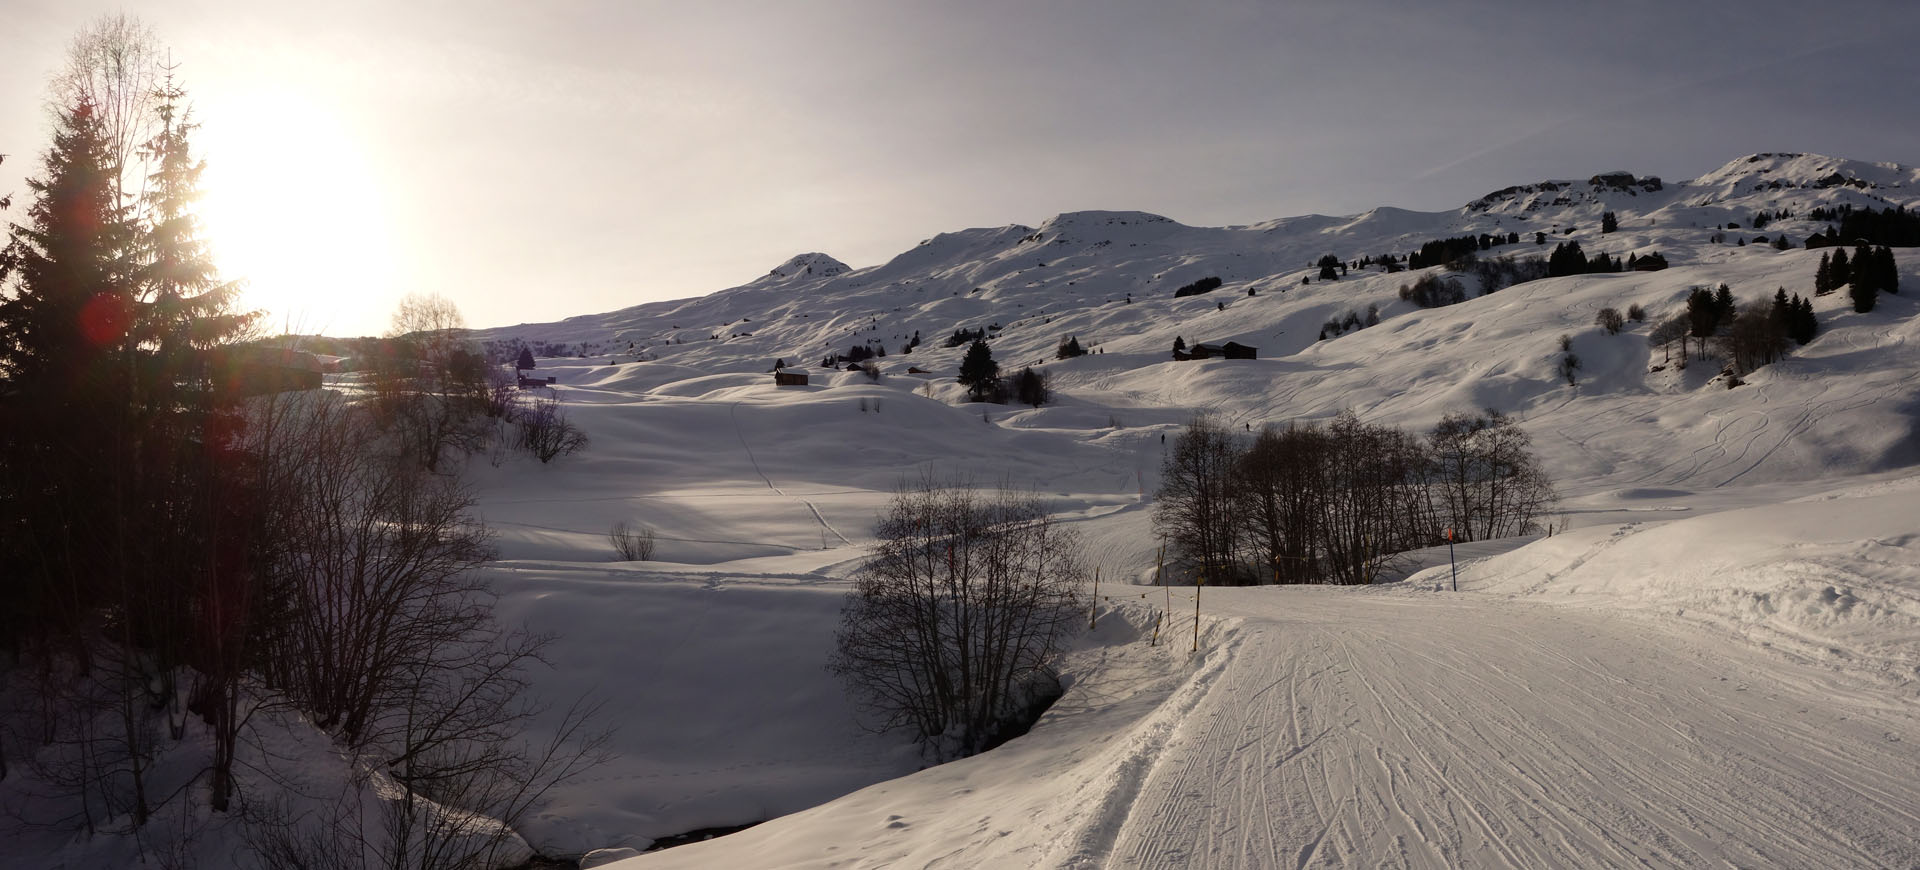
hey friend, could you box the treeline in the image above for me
[1815,245,1900,313]
[1172,275,1223,297]
[1645,285,1817,373]
[1806,204,1920,248]
[1407,232,1520,270]
[1155,411,1554,586]
[1546,241,1666,277]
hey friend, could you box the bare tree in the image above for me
[1318,412,1428,585]
[1156,416,1246,584]
[52,14,160,209]
[1720,303,1787,374]
[243,392,608,868]
[1427,409,1555,542]
[608,522,655,561]
[1237,424,1328,584]
[389,292,467,363]
[830,477,1085,758]
[374,294,494,471]
[517,391,588,463]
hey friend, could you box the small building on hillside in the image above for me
[1175,341,1257,361]
[773,370,809,386]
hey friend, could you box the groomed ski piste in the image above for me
[7,153,1920,868]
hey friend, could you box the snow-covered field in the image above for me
[8,152,1920,868]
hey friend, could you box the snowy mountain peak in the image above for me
[1026,210,1184,247]
[1683,152,1919,203]
[763,252,849,282]
[1464,171,1664,215]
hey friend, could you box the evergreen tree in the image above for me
[1815,252,1833,295]
[1685,287,1721,357]
[1601,211,1618,233]
[1172,335,1186,357]
[517,346,537,370]
[957,338,998,401]
[1713,284,1736,321]
[1055,335,1086,359]
[0,99,132,387]
[136,67,252,383]
[1850,272,1878,313]
[1013,366,1050,407]
[1546,241,1588,277]
[1831,247,1851,287]
[1786,294,1815,345]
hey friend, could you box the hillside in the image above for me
[475,152,1920,495]
[9,153,1920,869]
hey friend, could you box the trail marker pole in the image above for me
[1192,571,1203,653]
[1089,567,1100,630]
[1153,546,1168,647]
[1447,528,1457,592]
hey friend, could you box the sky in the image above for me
[3,0,1918,338]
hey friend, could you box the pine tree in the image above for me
[1789,294,1816,345]
[0,98,132,387]
[518,346,537,370]
[957,338,999,401]
[136,67,253,387]
[1013,366,1049,407]
[1172,335,1186,358]
[1601,211,1618,233]
[1815,252,1833,295]
[1831,247,1851,288]
[1850,277,1877,313]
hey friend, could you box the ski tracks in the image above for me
[1088,592,1920,869]
[730,401,853,547]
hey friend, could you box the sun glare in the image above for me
[199,89,399,337]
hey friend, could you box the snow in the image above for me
[9,151,1920,868]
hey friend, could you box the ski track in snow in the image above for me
[1093,592,1920,869]
[731,400,853,547]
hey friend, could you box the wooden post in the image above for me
[1089,567,1099,630]
[1447,528,1457,592]
[1158,546,1169,627]
[1192,571,1203,653]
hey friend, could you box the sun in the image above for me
[198,88,401,338]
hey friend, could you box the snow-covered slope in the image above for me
[13,154,1920,869]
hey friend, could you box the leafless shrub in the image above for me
[830,477,1085,759]
[1156,416,1246,584]
[516,392,588,463]
[242,392,611,868]
[1426,409,1556,542]
[1595,306,1625,334]
[609,523,656,561]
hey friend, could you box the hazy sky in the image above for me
[5,0,1917,336]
